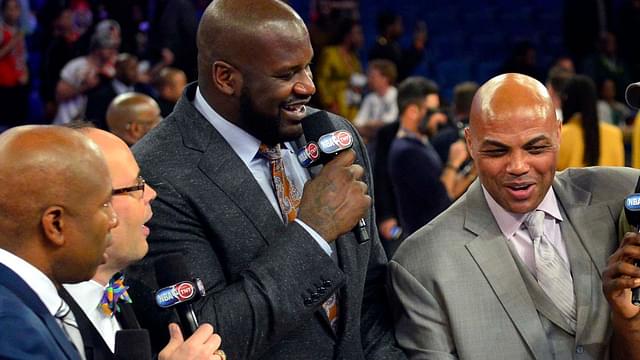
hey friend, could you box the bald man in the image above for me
[61,128,223,360]
[106,92,162,146]
[389,73,640,359]
[0,126,118,359]
[127,0,403,359]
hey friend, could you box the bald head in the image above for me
[469,73,556,134]
[197,0,308,82]
[0,125,116,283]
[106,92,161,145]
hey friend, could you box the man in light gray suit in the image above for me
[389,73,640,359]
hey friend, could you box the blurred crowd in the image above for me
[0,0,639,254]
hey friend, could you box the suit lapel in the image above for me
[552,176,616,341]
[174,85,285,245]
[116,302,141,330]
[0,264,80,360]
[463,183,553,360]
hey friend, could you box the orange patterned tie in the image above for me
[258,144,339,331]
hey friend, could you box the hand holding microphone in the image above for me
[296,111,371,244]
[602,179,640,323]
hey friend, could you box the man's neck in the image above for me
[92,266,119,286]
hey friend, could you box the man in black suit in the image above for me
[127,0,405,359]
[0,126,118,359]
[63,128,223,360]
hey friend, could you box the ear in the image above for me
[212,60,242,96]
[129,122,145,140]
[464,127,474,160]
[41,206,65,247]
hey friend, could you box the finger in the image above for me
[185,323,214,344]
[608,244,640,264]
[327,149,356,168]
[349,164,364,180]
[160,323,183,355]
[606,261,640,280]
[603,276,640,294]
[621,232,640,247]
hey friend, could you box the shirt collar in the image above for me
[63,280,107,316]
[0,248,62,316]
[482,184,563,238]
[193,86,262,167]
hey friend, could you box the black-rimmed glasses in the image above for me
[112,176,146,197]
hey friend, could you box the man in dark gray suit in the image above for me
[390,73,639,359]
[126,0,404,359]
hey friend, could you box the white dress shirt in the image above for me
[63,281,121,352]
[482,186,570,276]
[193,87,332,255]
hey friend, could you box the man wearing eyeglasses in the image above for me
[62,128,224,360]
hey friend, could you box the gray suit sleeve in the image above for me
[389,260,458,359]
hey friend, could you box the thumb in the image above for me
[160,323,183,357]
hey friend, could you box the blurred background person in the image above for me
[354,59,398,144]
[0,0,28,129]
[389,76,473,239]
[54,19,120,125]
[106,92,161,146]
[316,17,364,121]
[153,67,187,118]
[546,64,574,123]
[85,53,154,130]
[597,77,632,127]
[557,74,624,170]
[368,10,426,81]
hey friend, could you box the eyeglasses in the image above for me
[112,176,146,197]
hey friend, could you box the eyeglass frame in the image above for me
[112,176,146,197]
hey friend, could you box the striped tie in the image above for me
[55,298,86,359]
[259,144,339,331]
[524,210,576,332]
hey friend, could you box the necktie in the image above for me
[99,273,132,317]
[258,144,302,223]
[258,144,339,331]
[523,210,576,331]
[55,298,86,360]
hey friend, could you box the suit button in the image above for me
[322,280,332,287]
[303,297,313,306]
[576,345,584,354]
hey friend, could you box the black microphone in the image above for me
[154,254,207,337]
[114,329,152,360]
[626,82,640,109]
[623,177,640,306]
[298,110,370,244]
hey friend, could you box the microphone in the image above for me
[298,110,370,244]
[623,177,640,306]
[114,329,152,360]
[626,82,640,109]
[154,254,207,337]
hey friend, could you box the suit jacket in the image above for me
[59,286,143,360]
[127,83,405,359]
[389,167,640,359]
[0,263,81,360]
[388,135,451,236]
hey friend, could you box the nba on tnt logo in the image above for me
[333,130,353,148]
[306,142,319,160]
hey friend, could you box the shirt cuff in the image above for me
[294,219,333,256]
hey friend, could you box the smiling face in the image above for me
[234,23,316,146]
[465,74,560,214]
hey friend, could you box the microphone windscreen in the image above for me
[154,254,191,288]
[114,329,152,360]
[301,110,337,143]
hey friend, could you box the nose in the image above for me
[145,183,158,203]
[293,67,315,96]
[109,205,119,229]
[506,150,530,176]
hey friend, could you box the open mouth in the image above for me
[506,183,535,200]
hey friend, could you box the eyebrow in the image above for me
[480,135,550,148]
